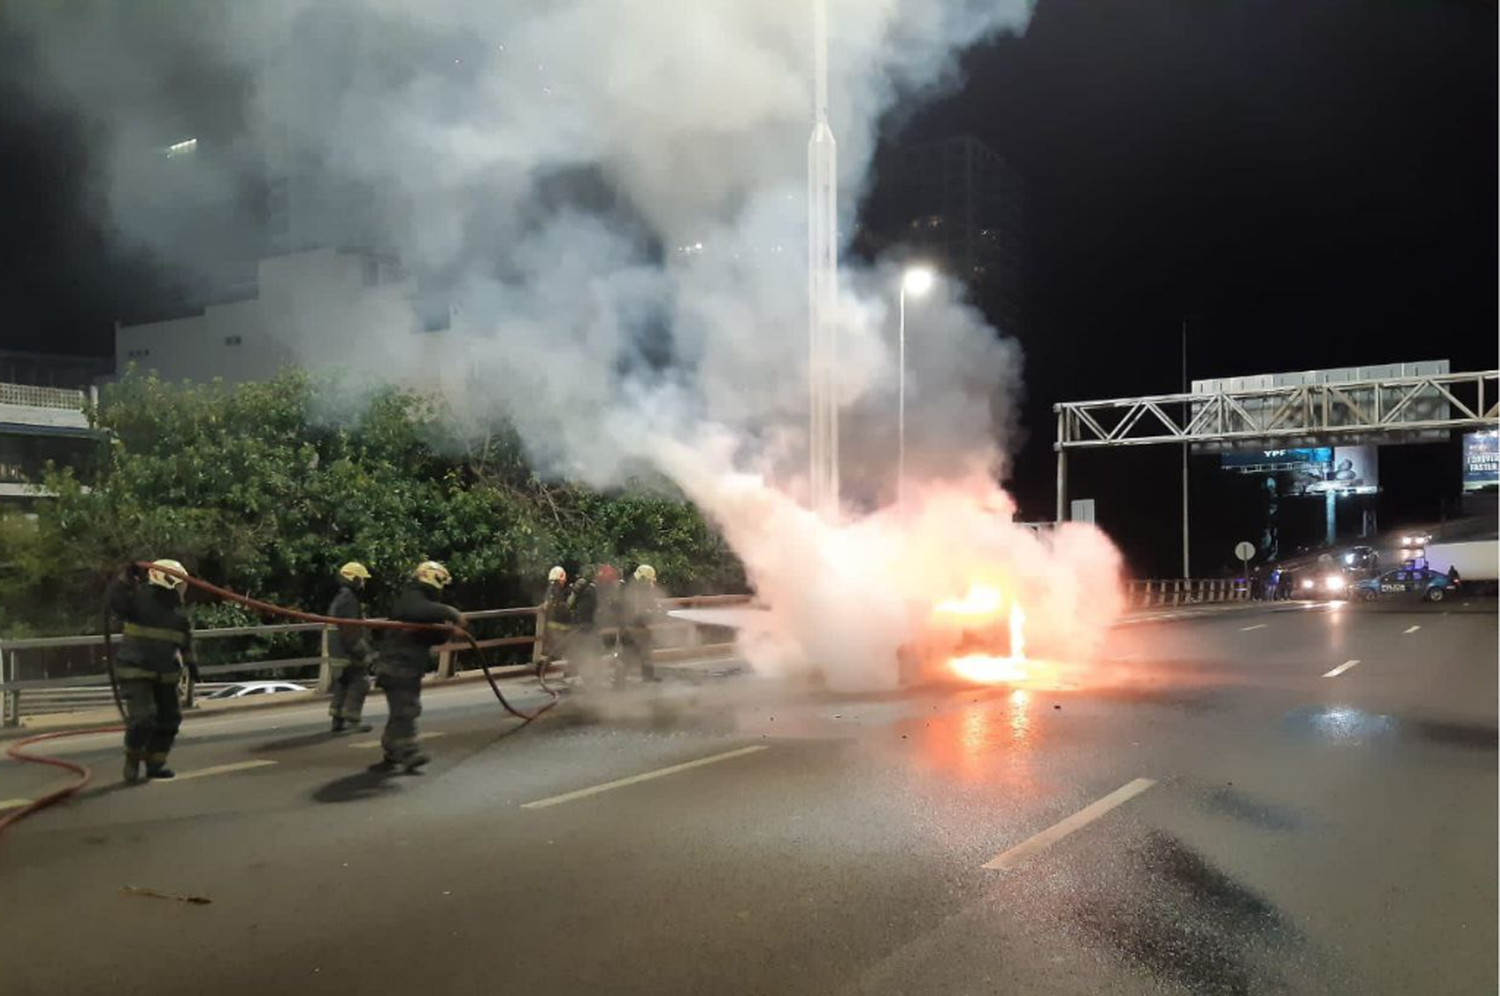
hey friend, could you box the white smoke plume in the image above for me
[11,0,1126,689]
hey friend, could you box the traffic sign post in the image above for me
[1235,541,1255,595]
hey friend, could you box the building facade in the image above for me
[115,247,439,386]
[0,351,114,389]
[889,135,1026,337]
[0,383,98,509]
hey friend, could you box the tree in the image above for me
[0,370,743,636]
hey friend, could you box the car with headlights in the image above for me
[1299,571,1352,599]
[1340,545,1378,574]
[1350,566,1452,602]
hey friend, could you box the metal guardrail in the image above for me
[0,594,754,726]
[1125,578,1249,607]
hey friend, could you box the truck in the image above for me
[1423,540,1499,595]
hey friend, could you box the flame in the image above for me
[945,599,1030,685]
[949,653,1029,683]
[933,583,1004,618]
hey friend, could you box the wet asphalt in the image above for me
[1,599,1494,996]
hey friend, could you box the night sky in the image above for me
[1,0,1494,571]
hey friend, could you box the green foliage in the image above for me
[0,370,743,636]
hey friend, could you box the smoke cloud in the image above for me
[11,0,1126,689]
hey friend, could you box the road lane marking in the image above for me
[521,745,769,810]
[1403,625,1421,634]
[0,798,32,811]
[348,732,448,749]
[1240,624,1268,631]
[983,778,1156,871]
[153,760,277,783]
[1323,659,1361,678]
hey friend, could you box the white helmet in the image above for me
[548,566,567,584]
[147,559,188,590]
[634,564,656,583]
[413,560,452,590]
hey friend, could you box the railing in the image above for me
[0,382,88,411]
[1125,579,1249,608]
[0,593,753,726]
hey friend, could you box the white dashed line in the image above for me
[348,732,448,749]
[521,745,768,810]
[1403,625,1421,634]
[1240,624,1268,631]
[152,760,277,783]
[983,778,1157,871]
[1323,659,1361,678]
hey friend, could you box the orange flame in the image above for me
[933,583,1004,618]
[946,600,1029,684]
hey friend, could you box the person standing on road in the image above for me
[327,561,375,734]
[374,561,463,773]
[107,559,199,783]
[567,564,623,687]
[619,564,663,685]
[539,565,573,680]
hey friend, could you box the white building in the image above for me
[0,383,98,509]
[115,247,445,386]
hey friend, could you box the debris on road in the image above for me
[123,885,213,905]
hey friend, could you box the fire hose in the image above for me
[1,562,559,835]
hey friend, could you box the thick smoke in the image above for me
[12,0,1126,689]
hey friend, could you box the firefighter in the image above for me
[539,565,573,680]
[619,564,662,684]
[107,559,199,783]
[327,561,374,734]
[374,561,462,772]
[566,564,620,687]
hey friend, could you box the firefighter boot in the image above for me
[123,751,143,785]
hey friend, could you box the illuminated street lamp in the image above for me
[898,266,935,513]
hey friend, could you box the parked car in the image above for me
[1351,567,1452,602]
[202,681,309,700]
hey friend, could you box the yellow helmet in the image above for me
[338,561,371,582]
[634,564,656,583]
[147,559,188,590]
[413,560,452,590]
[548,566,567,584]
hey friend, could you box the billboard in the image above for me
[1222,445,1378,496]
[1463,429,1499,492]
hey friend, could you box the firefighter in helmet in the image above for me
[619,564,662,684]
[327,561,374,734]
[565,564,620,686]
[107,558,199,783]
[539,565,573,679]
[374,561,462,772]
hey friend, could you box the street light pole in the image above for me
[898,282,907,513]
[1181,316,1191,579]
[897,267,933,514]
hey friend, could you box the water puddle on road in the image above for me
[1282,706,1497,752]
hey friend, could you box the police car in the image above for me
[1350,566,1452,602]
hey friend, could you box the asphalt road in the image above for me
[2,599,1495,996]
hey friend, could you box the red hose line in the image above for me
[0,726,123,834]
[129,562,560,723]
[2,563,559,838]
